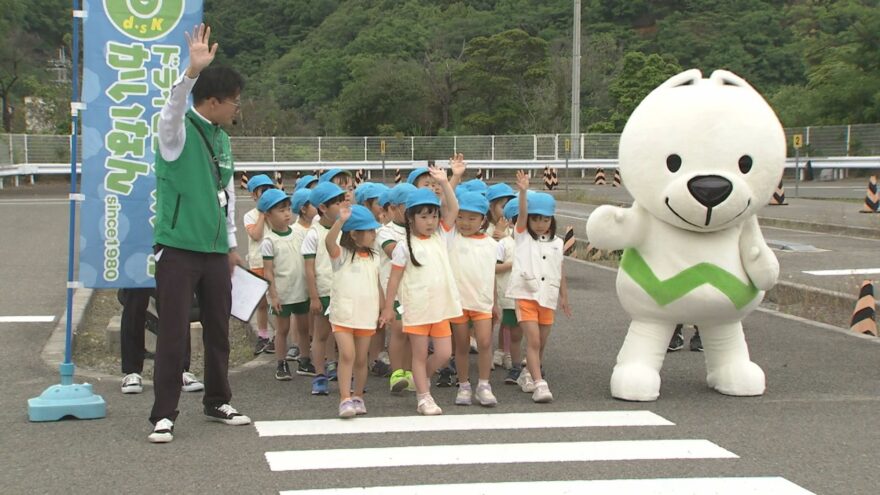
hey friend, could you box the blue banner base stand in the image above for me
[28,363,106,422]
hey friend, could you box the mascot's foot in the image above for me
[610,363,661,402]
[706,361,765,396]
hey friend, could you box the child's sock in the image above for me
[459,381,471,389]
[258,328,269,339]
[478,379,489,387]
[417,392,431,401]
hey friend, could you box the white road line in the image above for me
[0,316,56,323]
[280,477,814,495]
[265,439,736,472]
[254,411,673,437]
[803,268,880,276]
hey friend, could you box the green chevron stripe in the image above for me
[620,248,759,310]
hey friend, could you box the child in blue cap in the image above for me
[325,204,384,418]
[408,154,466,197]
[448,191,505,407]
[319,168,355,203]
[243,174,277,354]
[302,182,349,395]
[507,171,572,403]
[376,183,418,394]
[485,182,517,369]
[381,167,461,416]
[282,188,318,375]
[256,188,298,381]
[295,175,318,191]
[499,197,525,386]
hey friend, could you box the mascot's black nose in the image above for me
[687,175,732,208]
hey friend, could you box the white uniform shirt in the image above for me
[390,223,463,326]
[244,208,271,269]
[377,222,407,292]
[260,227,304,304]
[301,221,339,298]
[329,248,381,329]
[496,234,516,310]
[505,226,564,310]
[448,232,504,313]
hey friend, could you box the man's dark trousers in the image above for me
[150,246,232,424]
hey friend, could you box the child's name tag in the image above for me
[218,190,228,208]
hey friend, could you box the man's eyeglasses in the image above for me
[224,99,241,109]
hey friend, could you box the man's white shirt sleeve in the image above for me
[158,74,197,163]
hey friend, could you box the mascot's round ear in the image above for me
[657,69,702,90]
[709,70,753,90]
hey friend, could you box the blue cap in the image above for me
[257,188,289,212]
[342,205,383,232]
[354,182,388,205]
[458,191,489,216]
[463,179,488,195]
[319,168,352,184]
[405,188,441,210]
[486,183,516,202]
[386,183,417,206]
[407,167,430,185]
[295,175,318,191]
[528,192,556,217]
[503,198,519,220]
[247,174,275,192]
[454,184,469,199]
[291,188,311,213]
[309,182,346,207]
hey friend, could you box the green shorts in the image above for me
[501,308,519,327]
[272,299,311,317]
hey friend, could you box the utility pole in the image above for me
[570,0,581,159]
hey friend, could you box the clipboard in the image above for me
[231,266,270,322]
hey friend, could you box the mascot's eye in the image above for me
[738,155,753,174]
[666,154,682,173]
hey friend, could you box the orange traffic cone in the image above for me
[860,175,879,213]
[850,280,877,336]
[594,168,606,185]
[769,180,787,205]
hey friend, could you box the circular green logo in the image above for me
[104,0,185,41]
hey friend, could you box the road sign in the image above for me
[380,140,386,155]
[793,134,803,149]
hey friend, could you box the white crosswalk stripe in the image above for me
[252,410,816,494]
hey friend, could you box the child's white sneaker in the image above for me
[475,383,498,407]
[532,380,554,403]
[517,367,535,393]
[455,383,472,405]
[417,395,443,415]
[492,349,505,367]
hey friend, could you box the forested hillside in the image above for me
[2,0,879,136]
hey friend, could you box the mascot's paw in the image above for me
[610,363,661,401]
[706,361,765,396]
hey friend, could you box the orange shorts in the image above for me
[450,310,493,325]
[332,324,375,337]
[251,267,265,277]
[516,299,555,325]
[403,320,452,338]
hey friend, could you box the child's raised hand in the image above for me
[338,205,352,222]
[492,217,509,240]
[449,153,466,177]
[427,164,449,184]
[515,170,529,192]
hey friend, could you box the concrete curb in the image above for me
[39,289,272,386]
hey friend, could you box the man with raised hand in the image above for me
[148,23,249,444]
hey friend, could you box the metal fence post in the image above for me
[580,133,585,160]
[364,136,368,162]
[317,137,322,164]
[533,135,537,161]
[491,135,495,161]
[272,137,276,163]
[410,136,415,161]
[23,134,29,164]
[846,125,851,156]
[453,135,457,155]
[554,134,559,160]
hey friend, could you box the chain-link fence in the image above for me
[3,124,879,167]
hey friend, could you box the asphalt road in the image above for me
[1,185,878,494]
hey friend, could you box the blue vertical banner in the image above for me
[80,0,203,288]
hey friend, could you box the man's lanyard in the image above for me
[187,115,229,216]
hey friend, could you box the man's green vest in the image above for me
[154,109,234,254]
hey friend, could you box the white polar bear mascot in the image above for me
[586,69,785,401]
